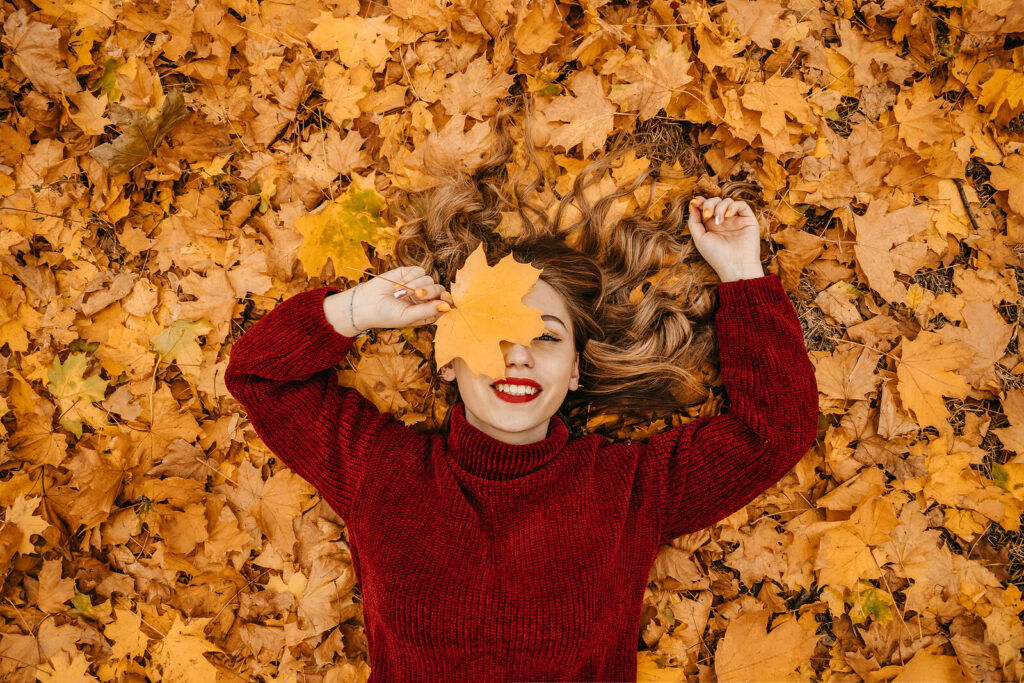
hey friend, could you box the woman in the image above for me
[224,106,819,682]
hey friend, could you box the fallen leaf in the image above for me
[89,91,189,174]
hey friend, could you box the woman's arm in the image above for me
[224,285,412,520]
[644,273,819,545]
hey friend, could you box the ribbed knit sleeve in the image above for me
[645,273,819,545]
[224,285,410,520]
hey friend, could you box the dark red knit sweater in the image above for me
[224,273,818,682]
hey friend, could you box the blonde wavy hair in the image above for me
[387,95,759,431]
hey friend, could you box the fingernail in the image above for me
[436,302,451,312]
[725,209,732,217]
[703,209,710,218]
[415,288,427,298]
[394,282,405,290]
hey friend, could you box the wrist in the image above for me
[324,285,373,337]
[717,265,765,283]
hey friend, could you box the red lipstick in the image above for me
[490,377,542,403]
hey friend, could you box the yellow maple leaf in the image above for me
[977,68,1024,121]
[536,70,616,158]
[151,318,214,367]
[31,0,115,30]
[433,244,547,381]
[294,183,393,279]
[47,352,109,439]
[893,80,950,151]
[105,607,150,661]
[67,90,111,136]
[35,650,98,683]
[512,0,564,55]
[150,614,223,683]
[895,331,972,432]
[118,384,202,472]
[740,72,813,137]
[986,153,1024,216]
[308,12,398,69]
[714,609,818,683]
[6,494,48,554]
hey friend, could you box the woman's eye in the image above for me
[536,332,560,342]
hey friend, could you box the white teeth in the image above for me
[494,383,539,396]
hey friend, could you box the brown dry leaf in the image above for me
[338,348,430,414]
[852,199,931,304]
[89,91,189,174]
[36,558,76,613]
[1,10,81,96]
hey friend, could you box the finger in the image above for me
[722,199,748,219]
[398,282,450,302]
[422,283,452,302]
[406,300,450,326]
[714,198,736,225]
[393,273,436,293]
[699,197,723,222]
[732,201,754,217]
[687,201,706,239]
[389,266,427,288]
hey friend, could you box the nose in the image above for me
[500,341,533,367]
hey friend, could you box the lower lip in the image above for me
[491,386,541,403]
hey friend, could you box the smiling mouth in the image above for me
[490,384,542,403]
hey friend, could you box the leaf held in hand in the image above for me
[88,91,189,174]
[433,244,547,381]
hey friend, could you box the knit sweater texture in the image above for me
[223,272,819,682]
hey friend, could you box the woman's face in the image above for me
[439,278,580,445]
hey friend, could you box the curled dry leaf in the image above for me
[88,91,189,174]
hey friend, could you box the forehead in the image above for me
[522,279,572,330]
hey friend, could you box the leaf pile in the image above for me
[0,0,1023,681]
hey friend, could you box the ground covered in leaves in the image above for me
[1,0,1024,681]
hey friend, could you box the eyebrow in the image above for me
[542,314,568,330]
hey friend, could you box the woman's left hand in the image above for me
[687,196,765,282]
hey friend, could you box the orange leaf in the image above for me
[433,244,546,380]
[895,331,972,432]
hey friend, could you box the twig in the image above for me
[952,178,981,232]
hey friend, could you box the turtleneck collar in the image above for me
[446,402,569,480]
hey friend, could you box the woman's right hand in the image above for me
[351,265,453,331]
